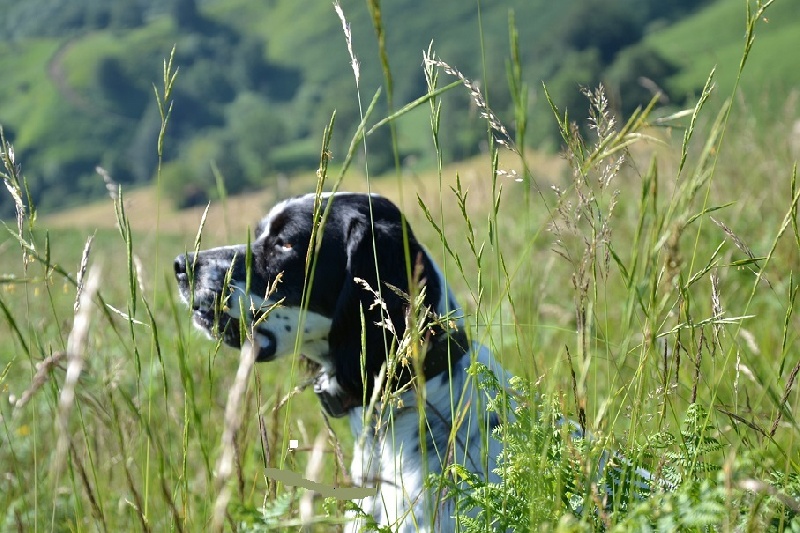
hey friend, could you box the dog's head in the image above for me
[174,192,463,411]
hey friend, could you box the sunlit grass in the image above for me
[1,0,800,530]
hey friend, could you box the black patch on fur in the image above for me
[488,412,501,431]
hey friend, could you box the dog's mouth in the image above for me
[191,307,278,362]
[191,307,223,332]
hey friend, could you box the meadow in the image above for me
[2,0,800,530]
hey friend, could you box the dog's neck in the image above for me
[313,329,469,418]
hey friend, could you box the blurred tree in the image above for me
[162,130,246,208]
[187,131,245,194]
[605,44,678,118]
[363,121,395,175]
[437,88,485,163]
[171,0,202,31]
[161,159,209,208]
[262,64,303,103]
[128,102,162,183]
[224,92,288,183]
[110,1,144,29]
[229,37,270,91]
[529,49,603,149]
[85,4,111,29]
[643,0,715,23]
[178,57,237,104]
[314,76,362,163]
[95,56,148,117]
[557,0,642,64]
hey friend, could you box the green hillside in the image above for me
[648,0,800,107]
[0,0,797,217]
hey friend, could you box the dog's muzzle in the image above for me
[174,253,278,362]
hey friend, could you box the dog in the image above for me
[174,192,654,531]
[174,192,512,531]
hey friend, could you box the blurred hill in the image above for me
[0,0,797,216]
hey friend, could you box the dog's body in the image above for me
[175,192,509,531]
[347,342,507,531]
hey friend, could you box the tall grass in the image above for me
[1,0,800,530]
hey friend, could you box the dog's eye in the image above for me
[275,240,293,251]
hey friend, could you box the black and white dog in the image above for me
[174,192,508,531]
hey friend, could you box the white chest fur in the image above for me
[345,344,508,532]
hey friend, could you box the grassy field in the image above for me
[2,0,800,530]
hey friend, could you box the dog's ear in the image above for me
[327,214,413,403]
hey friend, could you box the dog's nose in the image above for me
[174,253,192,280]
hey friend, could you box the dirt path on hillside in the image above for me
[48,37,128,120]
[47,39,98,113]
